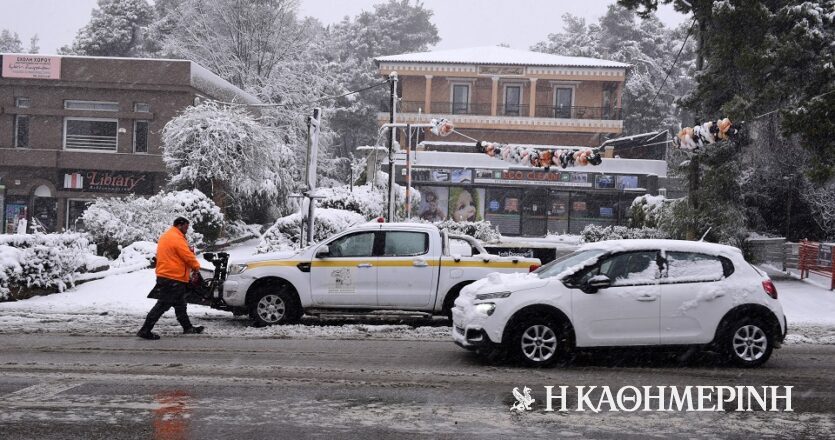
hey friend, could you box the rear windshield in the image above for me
[535,249,606,279]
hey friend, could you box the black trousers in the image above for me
[140,278,193,332]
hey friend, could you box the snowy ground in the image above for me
[1,258,833,344]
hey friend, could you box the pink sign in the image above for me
[2,55,61,79]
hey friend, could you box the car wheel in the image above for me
[724,318,773,368]
[510,317,569,367]
[249,287,301,326]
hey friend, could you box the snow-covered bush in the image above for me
[257,208,366,253]
[162,102,294,219]
[629,194,669,229]
[111,241,157,269]
[434,220,501,243]
[316,179,420,220]
[0,233,98,299]
[82,189,223,256]
[580,225,669,243]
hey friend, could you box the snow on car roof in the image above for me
[578,239,742,256]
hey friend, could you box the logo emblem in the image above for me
[511,386,535,411]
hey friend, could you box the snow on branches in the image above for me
[162,102,294,215]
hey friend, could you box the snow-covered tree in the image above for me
[155,0,305,90]
[62,0,153,56]
[324,0,440,158]
[0,29,39,53]
[161,102,294,221]
[532,5,696,136]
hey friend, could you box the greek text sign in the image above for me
[2,55,61,79]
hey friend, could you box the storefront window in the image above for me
[416,186,449,222]
[547,191,570,234]
[67,199,94,231]
[521,188,548,236]
[485,188,521,235]
[4,199,28,234]
[449,187,483,223]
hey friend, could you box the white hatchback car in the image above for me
[452,239,786,368]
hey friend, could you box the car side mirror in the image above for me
[315,245,330,258]
[583,275,612,293]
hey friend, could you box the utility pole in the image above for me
[404,123,412,218]
[304,107,321,245]
[386,71,398,221]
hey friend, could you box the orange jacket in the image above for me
[155,227,201,283]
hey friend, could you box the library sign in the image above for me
[60,169,155,195]
[2,55,61,80]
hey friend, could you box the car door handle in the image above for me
[636,294,658,302]
[413,259,429,267]
[357,263,373,268]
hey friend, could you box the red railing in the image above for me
[798,240,835,290]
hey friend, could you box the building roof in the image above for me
[0,53,260,105]
[375,46,629,69]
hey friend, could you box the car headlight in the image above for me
[227,263,248,275]
[475,291,512,301]
[475,303,496,316]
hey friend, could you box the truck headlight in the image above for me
[227,264,248,275]
[475,291,512,300]
[475,303,496,316]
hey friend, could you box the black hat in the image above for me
[173,217,190,226]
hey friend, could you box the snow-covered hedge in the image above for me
[82,189,223,256]
[111,241,157,269]
[257,208,366,253]
[629,194,669,229]
[316,181,420,219]
[580,225,669,243]
[0,233,100,299]
[434,220,501,243]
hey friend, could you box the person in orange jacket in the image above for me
[137,217,205,340]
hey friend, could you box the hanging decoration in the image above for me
[674,117,740,152]
[476,141,602,171]
[429,118,454,137]
[431,118,603,170]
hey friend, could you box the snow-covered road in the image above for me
[1,266,834,344]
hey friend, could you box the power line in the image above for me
[751,88,835,120]
[214,80,390,108]
[649,16,697,108]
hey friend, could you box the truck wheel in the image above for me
[249,287,302,326]
[509,316,569,368]
[722,317,773,368]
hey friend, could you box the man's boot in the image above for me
[137,329,161,340]
[183,326,204,334]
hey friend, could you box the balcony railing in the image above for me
[381,100,621,120]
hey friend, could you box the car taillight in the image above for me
[762,280,778,299]
[529,264,541,272]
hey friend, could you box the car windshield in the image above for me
[535,249,607,279]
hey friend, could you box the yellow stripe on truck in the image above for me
[246,259,535,269]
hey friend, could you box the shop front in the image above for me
[0,168,160,234]
[394,151,664,237]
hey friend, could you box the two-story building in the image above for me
[0,54,258,233]
[374,46,668,236]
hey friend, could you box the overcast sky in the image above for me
[1,0,687,55]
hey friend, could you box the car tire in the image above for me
[248,286,302,326]
[722,317,774,368]
[509,316,570,368]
